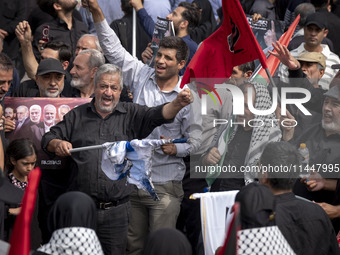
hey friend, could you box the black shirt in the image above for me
[275,192,339,255]
[211,127,252,191]
[0,0,26,60]
[110,13,151,61]
[42,99,172,202]
[276,68,326,139]
[292,123,340,203]
[33,16,88,60]
[14,78,74,97]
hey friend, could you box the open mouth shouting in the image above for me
[156,64,166,74]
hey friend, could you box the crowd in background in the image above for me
[1,0,340,254]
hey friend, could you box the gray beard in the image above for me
[322,119,340,133]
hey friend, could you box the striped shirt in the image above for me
[278,43,340,90]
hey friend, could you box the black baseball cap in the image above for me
[37,58,66,76]
[304,12,328,29]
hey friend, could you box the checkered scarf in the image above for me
[233,82,282,183]
[38,227,104,255]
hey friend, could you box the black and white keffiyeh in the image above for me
[215,82,282,183]
[244,82,282,182]
[237,226,296,254]
[37,227,104,255]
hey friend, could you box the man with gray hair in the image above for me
[83,1,202,253]
[42,63,195,254]
[75,34,103,56]
[281,84,340,215]
[10,105,30,138]
[15,105,29,131]
[30,104,42,124]
[0,52,13,99]
[70,49,105,98]
[31,104,57,148]
[58,104,71,121]
[42,104,57,132]
[0,53,14,136]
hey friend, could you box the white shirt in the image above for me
[279,43,340,90]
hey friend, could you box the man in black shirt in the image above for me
[42,63,194,254]
[282,84,340,203]
[202,82,282,190]
[34,0,88,59]
[258,141,339,255]
[14,58,66,97]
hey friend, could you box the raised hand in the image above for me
[269,41,300,70]
[141,43,153,64]
[175,88,193,107]
[15,21,32,44]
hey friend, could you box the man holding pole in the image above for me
[80,1,202,254]
[42,63,194,254]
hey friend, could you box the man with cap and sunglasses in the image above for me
[279,12,340,90]
[13,58,66,98]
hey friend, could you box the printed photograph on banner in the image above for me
[4,97,91,169]
[246,16,284,52]
[148,17,175,67]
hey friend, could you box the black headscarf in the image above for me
[143,228,192,255]
[191,0,217,44]
[47,191,96,235]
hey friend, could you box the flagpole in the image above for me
[69,145,103,153]
[69,139,188,153]
[264,67,281,104]
[132,9,137,58]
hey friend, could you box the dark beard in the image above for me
[62,0,78,13]
[174,25,179,36]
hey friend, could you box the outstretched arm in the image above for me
[15,21,39,80]
[82,0,105,23]
[162,88,193,120]
[130,0,155,38]
[82,0,145,92]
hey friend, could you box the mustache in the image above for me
[102,95,113,100]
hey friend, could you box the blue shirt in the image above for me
[144,0,171,23]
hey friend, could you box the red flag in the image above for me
[180,0,267,89]
[8,168,41,255]
[256,15,300,81]
[217,202,241,255]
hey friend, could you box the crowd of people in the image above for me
[1,0,340,254]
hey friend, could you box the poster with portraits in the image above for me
[148,17,175,67]
[246,16,284,52]
[4,97,91,170]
